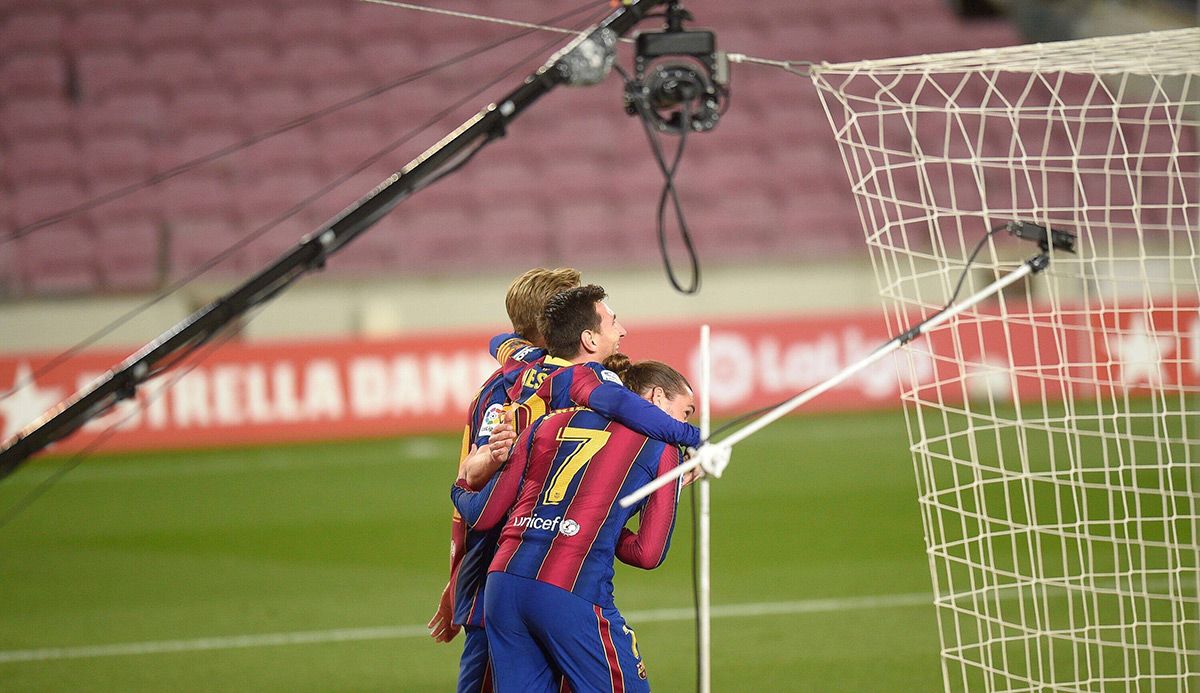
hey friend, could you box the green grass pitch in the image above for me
[0,409,972,691]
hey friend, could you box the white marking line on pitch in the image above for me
[0,592,931,664]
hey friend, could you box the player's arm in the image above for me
[489,332,545,366]
[571,365,702,448]
[616,445,683,569]
[450,425,535,530]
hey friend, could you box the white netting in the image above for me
[811,28,1199,691]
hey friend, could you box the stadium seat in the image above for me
[166,213,248,279]
[241,85,309,132]
[154,129,243,176]
[137,8,209,53]
[0,52,67,100]
[212,44,283,90]
[160,174,233,219]
[277,42,358,87]
[236,130,321,179]
[0,96,75,141]
[77,50,156,101]
[393,206,486,274]
[81,133,155,181]
[165,88,243,134]
[0,10,66,57]
[209,5,276,49]
[317,124,388,173]
[4,137,81,186]
[278,4,348,44]
[346,1,419,44]
[355,37,428,85]
[94,216,163,291]
[143,48,221,94]
[234,171,327,226]
[76,92,167,139]
[307,78,379,130]
[16,221,100,294]
[66,8,138,53]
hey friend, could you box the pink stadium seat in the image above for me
[0,10,66,57]
[355,37,427,84]
[0,52,67,100]
[212,44,283,90]
[76,92,167,139]
[0,96,75,141]
[4,137,81,185]
[155,128,242,175]
[391,206,484,274]
[167,213,247,279]
[308,78,379,130]
[143,48,221,94]
[165,88,243,134]
[94,216,162,291]
[237,130,321,179]
[9,181,85,231]
[66,9,138,52]
[81,134,155,180]
[278,5,348,43]
[159,174,232,219]
[317,124,388,172]
[346,1,417,44]
[136,8,209,52]
[18,221,100,294]
[277,42,358,87]
[86,184,163,228]
[241,85,308,132]
[234,171,326,226]
[209,5,276,48]
[77,50,155,101]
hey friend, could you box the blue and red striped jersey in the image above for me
[449,366,507,627]
[452,407,684,607]
[449,339,547,627]
[489,332,701,449]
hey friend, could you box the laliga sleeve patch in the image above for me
[600,369,623,385]
[478,403,506,439]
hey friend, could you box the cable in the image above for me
[1,0,609,246]
[706,223,1006,442]
[616,64,703,295]
[1,0,609,403]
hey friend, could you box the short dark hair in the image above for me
[540,284,607,359]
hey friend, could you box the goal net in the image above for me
[810,28,1199,691]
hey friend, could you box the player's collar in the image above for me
[544,356,574,368]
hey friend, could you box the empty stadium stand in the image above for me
[0,0,1027,296]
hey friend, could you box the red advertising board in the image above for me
[1,302,1196,455]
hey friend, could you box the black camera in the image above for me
[624,4,728,135]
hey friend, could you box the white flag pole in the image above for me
[619,259,1038,509]
[698,324,712,693]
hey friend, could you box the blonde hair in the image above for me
[506,268,582,344]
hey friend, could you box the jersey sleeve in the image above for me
[489,332,546,366]
[570,364,702,448]
[615,444,682,569]
[450,423,536,530]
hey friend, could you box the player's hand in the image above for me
[488,422,517,465]
[681,467,705,486]
[428,580,461,644]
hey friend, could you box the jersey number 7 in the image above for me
[543,427,611,505]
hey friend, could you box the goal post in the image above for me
[809,28,1199,691]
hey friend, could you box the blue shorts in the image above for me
[457,625,494,693]
[485,571,649,693]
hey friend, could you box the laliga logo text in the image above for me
[512,514,581,537]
